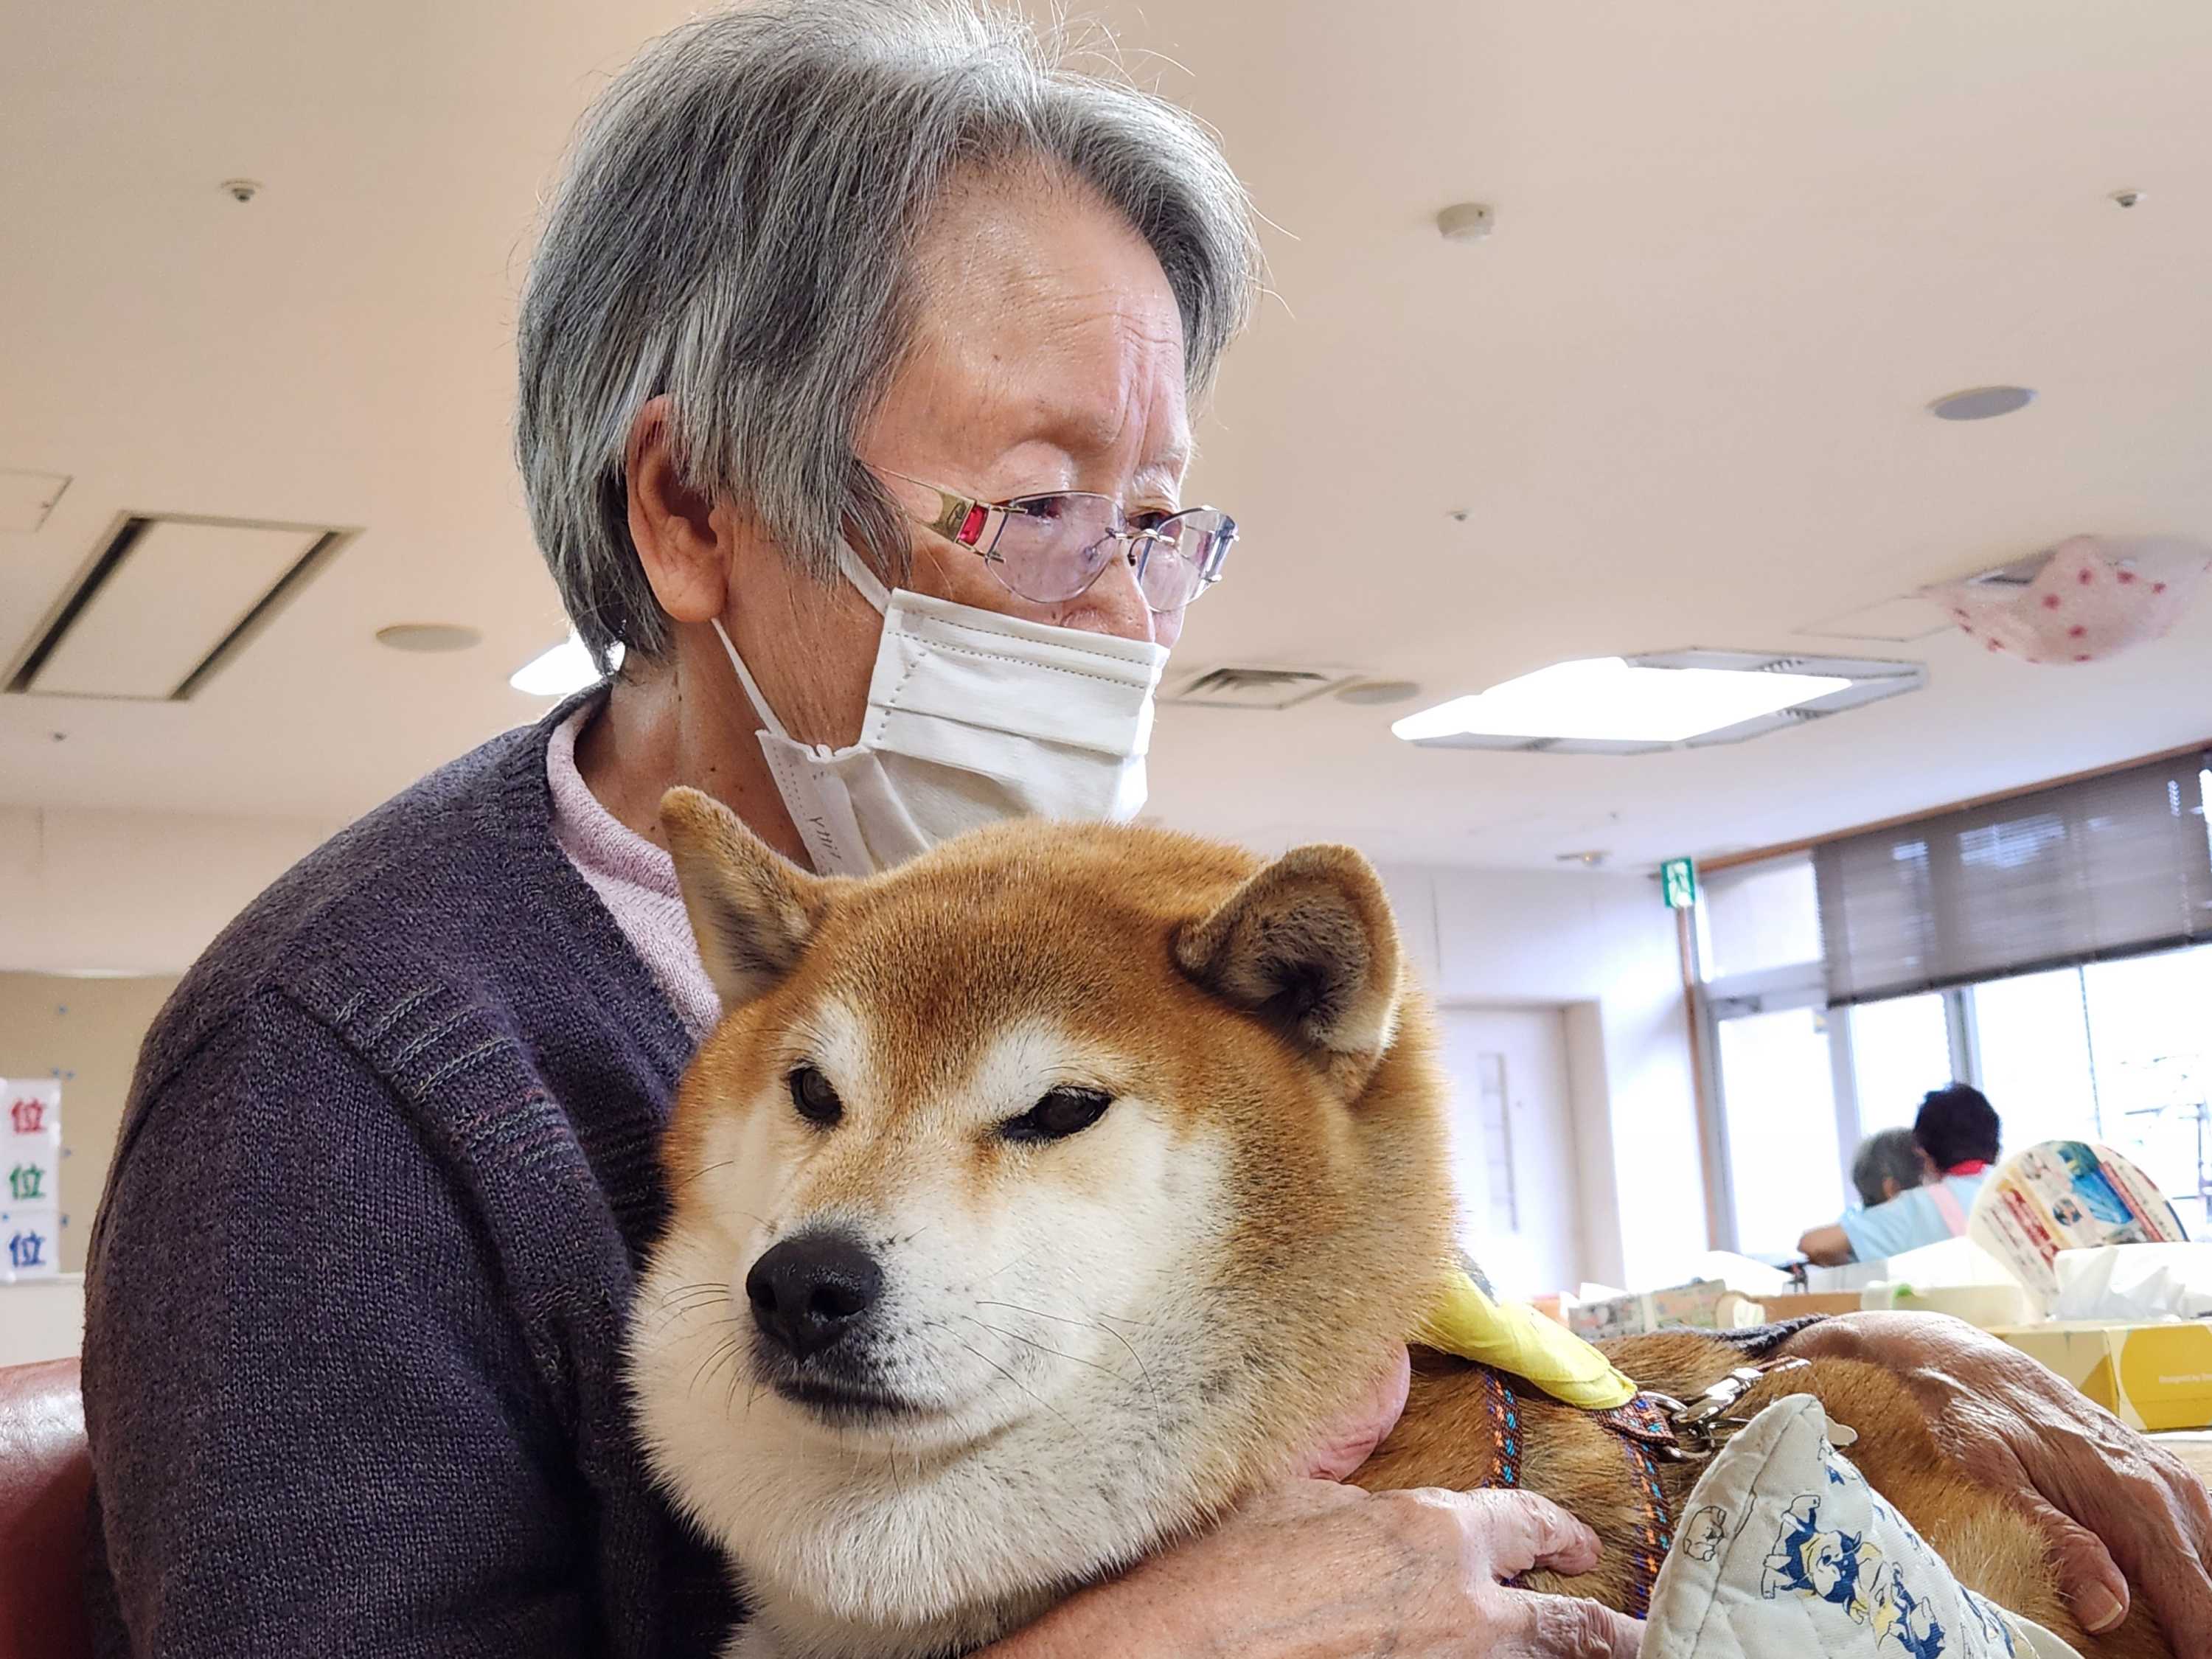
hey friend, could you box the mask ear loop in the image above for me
[712,542,894,742]
[837,542,893,615]
[711,618,793,742]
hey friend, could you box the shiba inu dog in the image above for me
[630,790,2171,1659]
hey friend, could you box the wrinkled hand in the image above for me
[999,1345,1638,1658]
[1030,1482,1641,1658]
[1785,1311,2212,1639]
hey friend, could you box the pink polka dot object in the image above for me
[1921,535,2211,665]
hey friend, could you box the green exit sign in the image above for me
[1660,857,1698,910]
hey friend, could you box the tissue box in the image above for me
[1991,1321,2212,1432]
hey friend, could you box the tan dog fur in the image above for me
[630,793,2171,1658]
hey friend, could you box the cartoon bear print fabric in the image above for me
[1643,1396,2081,1659]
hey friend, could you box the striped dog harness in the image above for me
[1470,1365,1679,1619]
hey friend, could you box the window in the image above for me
[1848,993,1954,1134]
[1714,1005,1843,1259]
[2083,945,2212,1233]
[1815,752,2212,1004]
[1972,968,2098,1157]
[1702,816,2211,1255]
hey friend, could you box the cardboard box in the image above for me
[1747,1293,1868,1321]
[1990,1321,2212,1433]
[1567,1280,1764,1342]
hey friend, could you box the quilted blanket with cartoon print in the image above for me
[1644,1395,2082,1658]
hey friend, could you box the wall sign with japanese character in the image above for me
[1,1078,63,1284]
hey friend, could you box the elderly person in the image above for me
[1801,1088,2003,1267]
[83,1,2211,1655]
[1851,1126,1930,1209]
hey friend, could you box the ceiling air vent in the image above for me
[1160,664,1368,711]
[5,511,355,701]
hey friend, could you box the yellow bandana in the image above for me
[1413,1265,1638,1411]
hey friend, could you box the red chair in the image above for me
[0,1359,93,1659]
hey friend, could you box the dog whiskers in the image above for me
[688,1333,744,1403]
[963,1316,1135,1388]
[975,1247,1041,1285]
[671,1158,739,1193]
[973,1299,1158,1380]
[644,1281,737,1334]
[950,1335,1074,1431]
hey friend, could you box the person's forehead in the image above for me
[906,173,1192,469]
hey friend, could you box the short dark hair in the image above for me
[1914,1085,2000,1172]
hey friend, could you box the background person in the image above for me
[1851,1126,1929,1209]
[1800,1086,2001,1266]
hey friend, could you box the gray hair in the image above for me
[1851,1127,1925,1208]
[516,0,1260,662]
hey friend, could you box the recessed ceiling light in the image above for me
[1392,650,1925,754]
[1334,678,1423,706]
[376,623,482,653]
[1928,385,2036,421]
[1435,202,1495,243]
[510,630,619,696]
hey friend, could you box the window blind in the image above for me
[1815,752,2212,1005]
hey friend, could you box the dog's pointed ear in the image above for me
[1175,844,1403,1077]
[661,786,837,1006]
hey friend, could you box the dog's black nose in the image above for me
[746,1232,884,1359]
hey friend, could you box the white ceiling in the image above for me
[4,0,2210,871]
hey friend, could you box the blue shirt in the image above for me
[1840,1172,1989,1263]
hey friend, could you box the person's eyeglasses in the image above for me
[880,470,1237,613]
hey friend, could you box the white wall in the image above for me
[0,804,339,975]
[1379,863,1707,1290]
[0,1275,85,1366]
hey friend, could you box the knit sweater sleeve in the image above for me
[83,989,596,1658]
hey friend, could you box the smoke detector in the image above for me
[1436,202,1496,243]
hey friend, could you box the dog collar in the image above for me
[1471,1366,1677,1619]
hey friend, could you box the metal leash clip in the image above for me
[1644,1357,1812,1463]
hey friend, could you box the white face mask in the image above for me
[713,549,1169,877]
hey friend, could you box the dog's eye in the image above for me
[787,1064,844,1127]
[1001,1086,1112,1144]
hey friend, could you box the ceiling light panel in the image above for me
[1393,650,1926,756]
[510,631,616,696]
[9,513,351,700]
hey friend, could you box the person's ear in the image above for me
[627,395,739,627]
[1882,1178,1904,1203]
[661,787,843,1005]
[1175,844,1403,1092]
